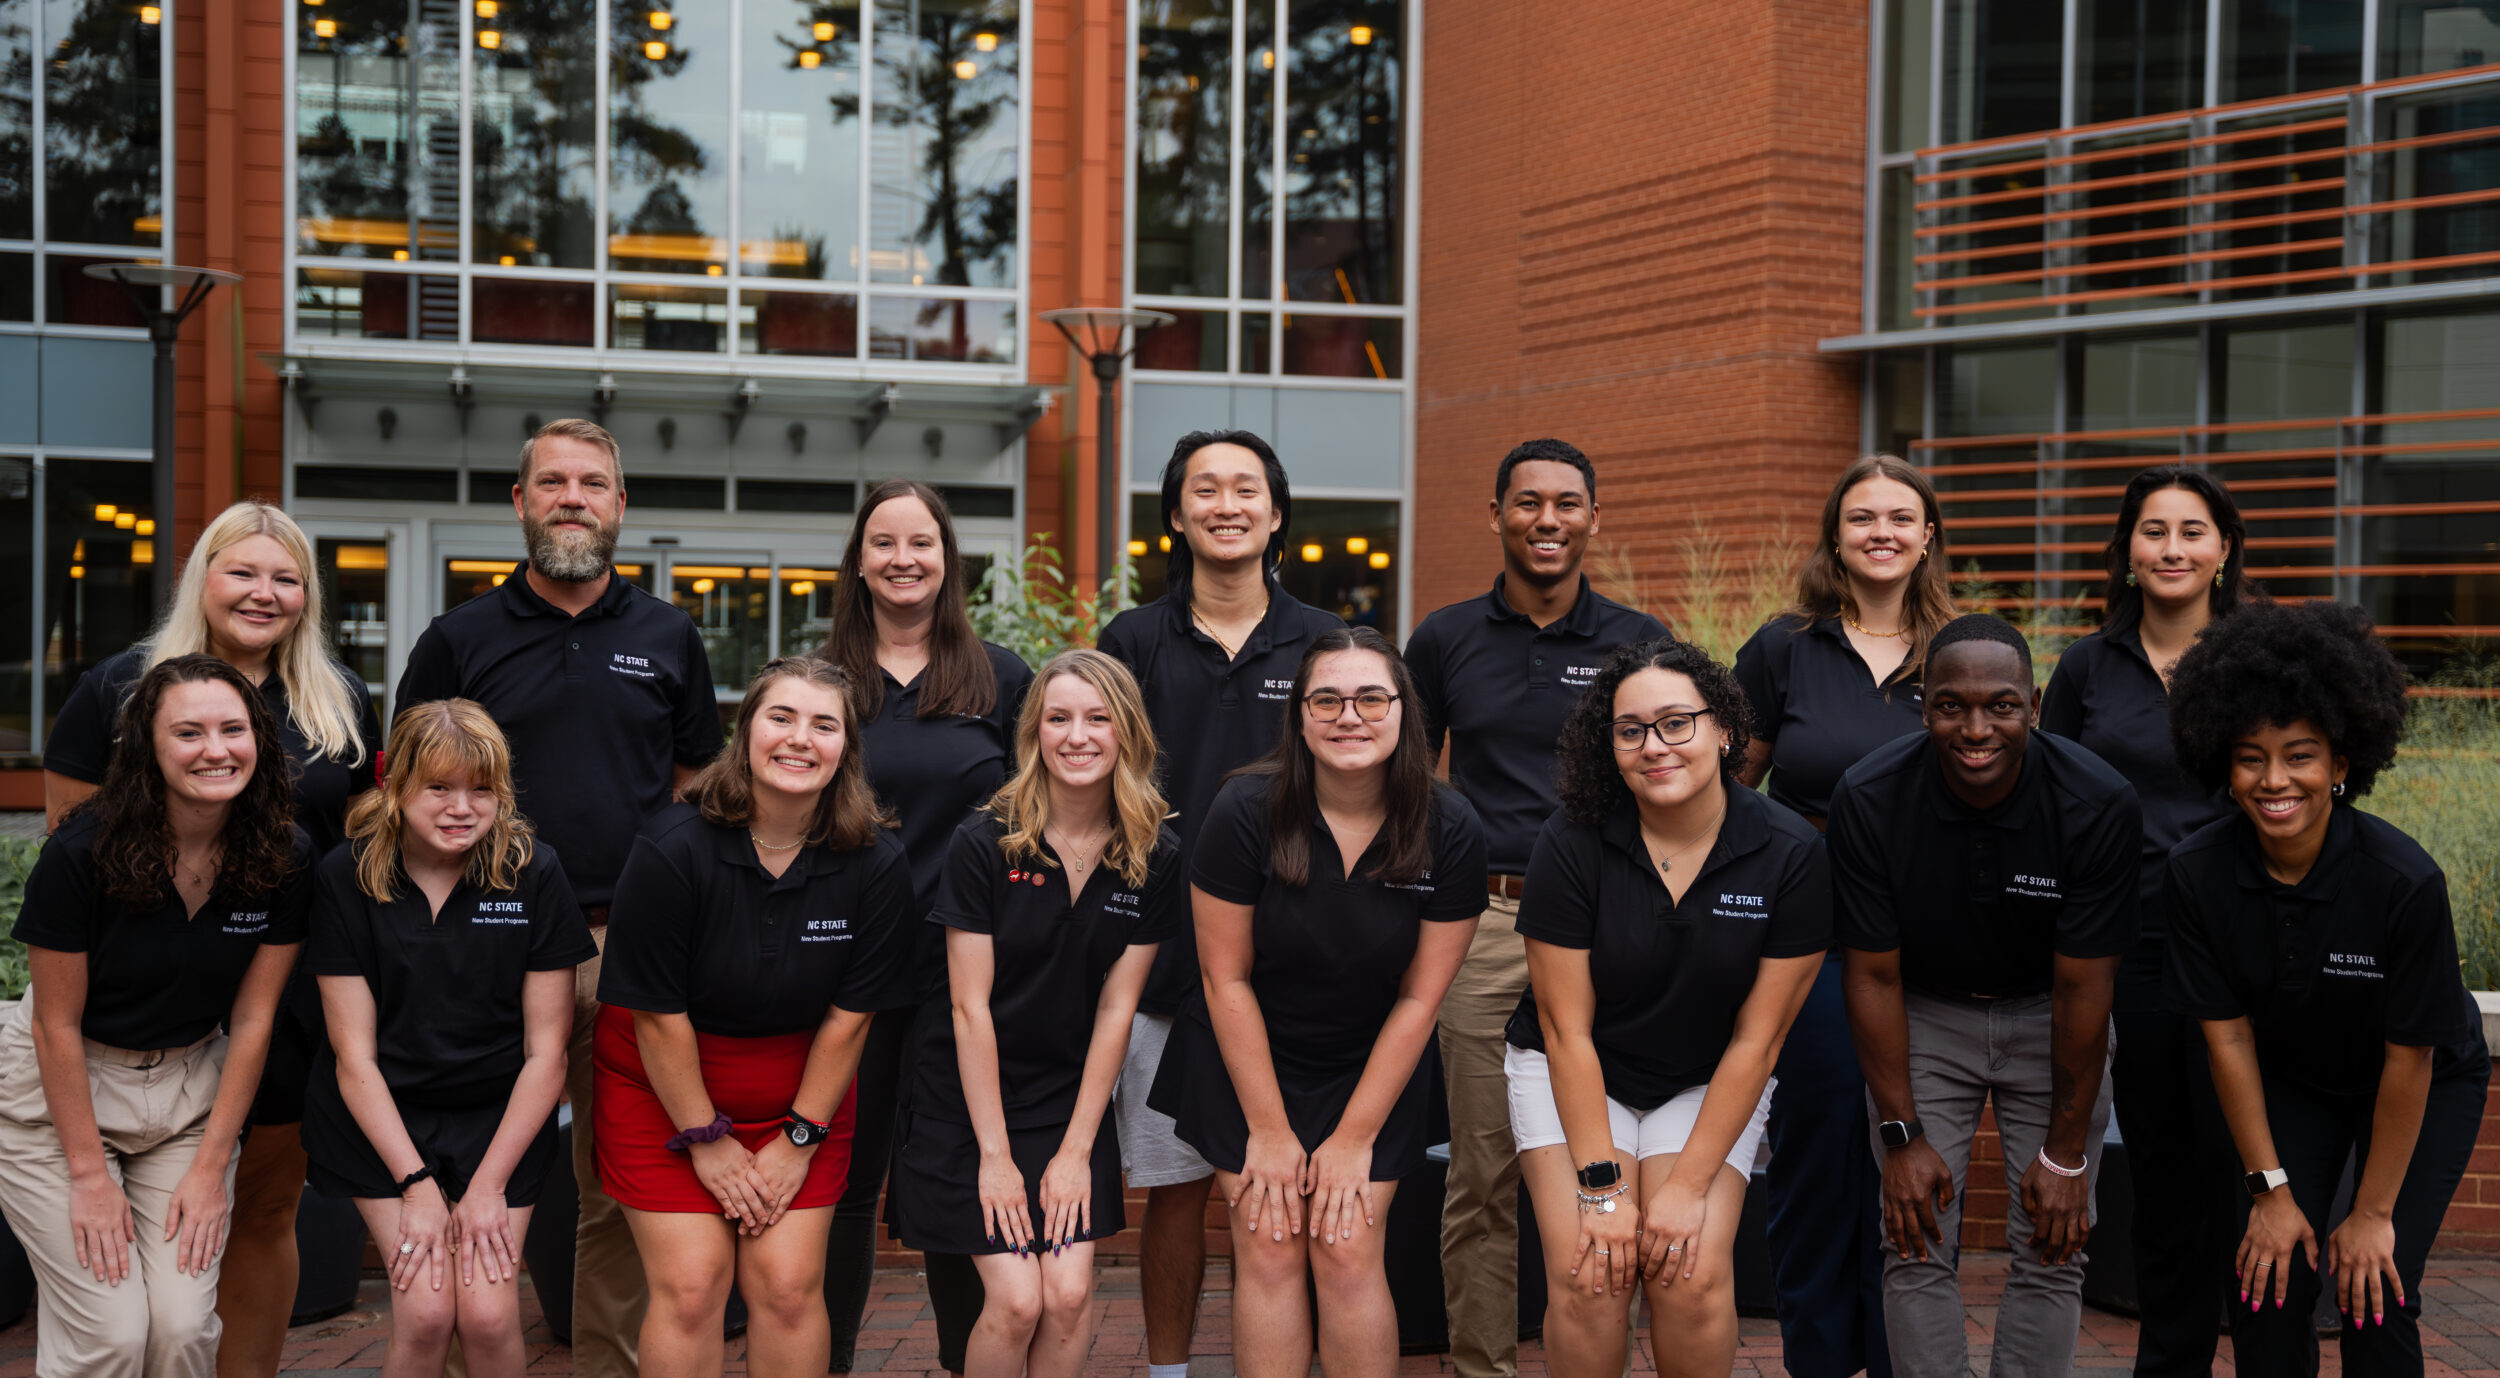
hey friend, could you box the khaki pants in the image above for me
[1438,894,1528,1378]
[0,1005,236,1378]
[567,926,647,1378]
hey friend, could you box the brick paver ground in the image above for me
[10,1251,2500,1375]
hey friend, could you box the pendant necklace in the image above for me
[1645,801,1727,878]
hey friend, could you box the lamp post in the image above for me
[1039,307,1173,590]
[86,263,242,608]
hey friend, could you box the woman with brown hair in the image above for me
[817,479,1031,1373]
[302,698,594,1378]
[1148,626,1487,1378]
[1730,453,1955,1378]
[594,656,918,1378]
[890,649,1182,1378]
[0,654,313,1378]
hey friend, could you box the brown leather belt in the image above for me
[1487,873,1526,901]
[583,904,611,928]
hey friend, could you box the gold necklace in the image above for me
[750,830,804,852]
[1843,610,1909,639]
[1191,596,1266,661]
[1642,801,1727,878]
[1049,821,1112,875]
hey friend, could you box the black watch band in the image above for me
[782,1113,831,1148]
[1878,1117,1925,1150]
[1575,1159,1622,1191]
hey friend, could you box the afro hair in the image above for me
[2166,600,2410,798]
[1555,636,1755,827]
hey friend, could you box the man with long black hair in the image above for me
[1097,429,1342,1378]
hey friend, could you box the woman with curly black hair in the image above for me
[0,654,314,1378]
[2164,601,2487,1376]
[1507,637,1827,1378]
[2041,465,2256,1376]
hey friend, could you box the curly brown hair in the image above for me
[72,654,302,908]
[2166,601,2409,798]
[1555,637,1756,827]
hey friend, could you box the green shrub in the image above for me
[0,837,35,1001]
[967,536,1137,670]
[2376,696,2500,989]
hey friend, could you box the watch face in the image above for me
[1577,1161,1620,1190]
[1880,1122,1909,1148]
[788,1121,816,1145]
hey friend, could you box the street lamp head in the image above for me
[1039,306,1175,361]
[80,263,241,294]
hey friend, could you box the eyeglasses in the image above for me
[1303,690,1400,722]
[1609,710,1712,752]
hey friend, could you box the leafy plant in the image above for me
[1587,522,1802,665]
[0,838,38,1002]
[966,535,1137,669]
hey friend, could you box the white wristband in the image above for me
[2036,1146,2086,1178]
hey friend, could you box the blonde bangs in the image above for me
[991,651,1168,888]
[346,699,534,902]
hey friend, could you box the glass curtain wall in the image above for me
[1131,0,1405,379]
[291,0,1022,361]
[0,0,167,325]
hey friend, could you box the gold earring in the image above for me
[2125,569,2138,587]
[2214,568,2224,588]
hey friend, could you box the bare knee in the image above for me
[1039,1268,1093,1328]
[647,1259,735,1331]
[391,1290,459,1351]
[1646,1270,1734,1331]
[740,1255,828,1331]
[1305,1240,1376,1294]
[983,1269,1046,1341]
[455,1288,524,1351]
[1542,1277,1631,1335]
[1229,1229,1309,1293]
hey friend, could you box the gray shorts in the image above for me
[1114,1012,1214,1187]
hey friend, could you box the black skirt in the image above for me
[1145,1014,1438,1181]
[246,973,323,1126]
[888,1109,1126,1256]
[301,1068,561,1206]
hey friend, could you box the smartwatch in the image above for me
[1878,1118,1925,1150]
[782,1113,832,1148]
[1575,1160,1622,1191]
[2245,1167,2289,1198]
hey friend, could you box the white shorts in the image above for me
[1504,1044,1775,1176]
[1113,1013,1213,1187]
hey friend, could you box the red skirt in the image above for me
[591,1004,858,1214]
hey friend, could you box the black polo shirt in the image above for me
[1405,575,1669,876]
[14,812,315,1050]
[46,648,383,857]
[303,841,597,1107]
[860,644,1035,995]
[2040,624,2231,927]
[909,814,1186,1128]
[1505,783,1830,1110]
[1830,731,2139,999]
[1095,588,1344,1014]
[1183,774,1487,1081]
[2165,807,2486,1098]
[596,804,917,1037]
[1733,615,1925,820]
[394,565,723,908]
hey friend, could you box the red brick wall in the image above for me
[1410,0,1868,622]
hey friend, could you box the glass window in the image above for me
[1130,492,1399,630]
[1884,0,1932,153]
[866,294,1012,362]
[741,287,859,355]
[1134,307,1225,371]
[296,0,457,263]
[2078,0,2205,125]
[2382,2,2500,79]
[611,0,732,275]
[868,0,1018,288]
[1239,309,1271,371]
[672,562,771,692]
[473,277,597,346]
[1940,0,2061,145]
[0,251,23,318]
[45,250,147,326]
[2362,306,2499,658]
[611,282,730,351]
[1935,341,2057,437]
[0,456,28,750]
[41,458,152,743]
[296,269,462,340]
[44,0,161,247]
[314,538,390,704]
[1873,350,1925,461]
[0,0,34,239]
[1877,167,1916,331]
[1243,0,1275,298]
[2219,319,2350,421]
[777,565,840,655]
[2370,83,2500,280]
[738,0,861,281]
[1282,0,1399,306]
[1278,312,1395,378]
[1135,0,1230,297]
[2221,0,2363,102]
[474,0,598,268]
[2078,332,2196,434]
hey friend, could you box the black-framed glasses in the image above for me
[1609,710,1712,752]
[1303,690,1401,722]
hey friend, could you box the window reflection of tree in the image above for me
[858,0,1016,287]
[0,7,32,238]
[295,0,433,254]
[474,0,597,266]
[1283,0,1397,305]
[45,0,158,246]
[1135,0,1227,297]
[610,8,711,262]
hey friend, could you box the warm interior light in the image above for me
[691,577,716,594]
[811,19,834,39]
[1345,536,1367,554]
[788,580,815,597]
[69,564,84,579]
[953,58,976,78]
[476,27,500,47]
[474,0,496,14]
[392,248,410,260]
[973,30,996,50]
[1348,23,1372,43]
[1369,551,1391,569]
[133,542,154,564]
[797,49,821,67]
[1158,535,1171,553]
[1259,48,1274,69]
[705,263,723,275]
[138,6,160,22]
[491,573,507,586]
[1300,543,1323,563]
[1127,540,1148,557]
[644,38,669,58]
[115,512,136,529]
[498,254,516,265]
[94,504,116,521]
[334,545,389,570]
[312,16,335,35]
[135,519,155,535]
[647,8,671,28]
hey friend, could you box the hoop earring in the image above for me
[2332,781,2346,798]
[1918,547,1928,562]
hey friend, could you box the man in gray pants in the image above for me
[1828,615,2138,1377]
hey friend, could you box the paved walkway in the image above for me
[10,1252,2500,1374]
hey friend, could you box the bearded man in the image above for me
[395,418,723,1378]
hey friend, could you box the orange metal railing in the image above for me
[1912,64,2500,321]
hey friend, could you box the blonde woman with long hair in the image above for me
[40,497,382,1378]
[304,699,594,1378]
[889,650,1183,1378]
